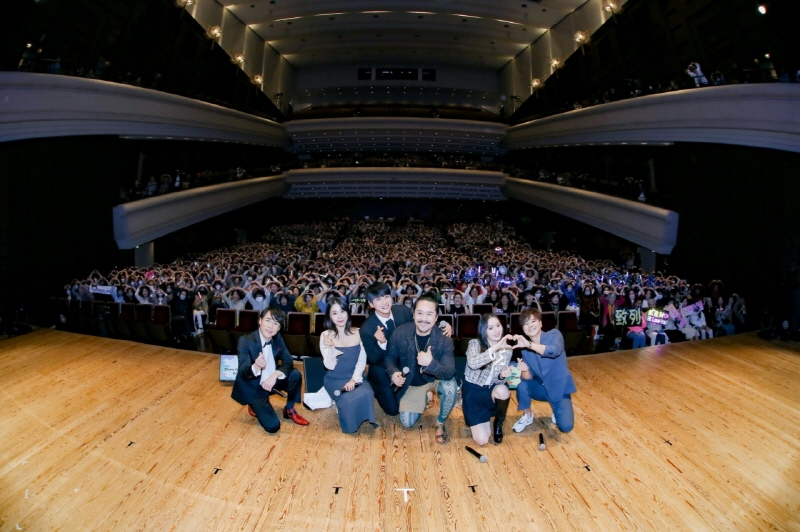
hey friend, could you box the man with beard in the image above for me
[361,283,451,416]
[385,293,457,444]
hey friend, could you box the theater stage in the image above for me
[0,329,798,531]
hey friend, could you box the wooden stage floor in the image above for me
[1,329,798,531]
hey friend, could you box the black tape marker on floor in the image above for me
[214,468,222,475]
[127,441,135,447]
[468,485,477,493]
[333,486,342,494]
[584,465,591,472]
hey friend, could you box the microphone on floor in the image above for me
[392,367,410,392]
[333,382,362,397]
[465,446,487,463]
[538,433,546,451]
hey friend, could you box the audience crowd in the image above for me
[297,154,505,172]
[118,159,653,208]
[511,61,790,124]
[119,165,283,203]
[61,219,747,353]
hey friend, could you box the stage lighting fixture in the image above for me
[757,4,766,14]
[575,31,587,43]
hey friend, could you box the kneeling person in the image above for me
[512,309,576,434]
[463,314,514,445]
[320,297,378,434]
[231,308,309,433]
[385,293,457,444]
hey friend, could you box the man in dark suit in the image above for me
[385,293,457,444]
[360,282,413,416]
[231,308,309,433]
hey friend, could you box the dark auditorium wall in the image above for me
[0,136,128,323]
[5,0,282,121]
[511,0,798,122]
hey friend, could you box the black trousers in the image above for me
[250,368,302,433]
[367,365,399,416]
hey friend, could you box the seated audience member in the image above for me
[208,290,226,323]
[685,300,713,340]
[192,290,209,334]
[714,296,736,337]
[230,308,309,433]
[223,288,247,320]
[245,282,271,314]
[135,285,155,305]
[577,282,600,329]
[385,293,457,444]
[294,289,319,315]
[493,291,517,315]
[443,290,469,315]
[320,298,377,434]
[732,294,747,331]
[170,286,193,336]
[270,293,295,314]
[599,289,624,350]
[463,314,514,445]
[518,291,542,312]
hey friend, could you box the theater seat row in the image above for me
[52,298,173,344]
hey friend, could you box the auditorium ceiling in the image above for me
[221,0,588,69]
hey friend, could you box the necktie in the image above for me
[385,318,395,337]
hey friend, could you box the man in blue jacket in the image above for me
[511,308,577,434]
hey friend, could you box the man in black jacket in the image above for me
[385,293,457,444]
[359,282,413,416]
[231,308,309,433]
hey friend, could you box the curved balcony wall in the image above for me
[505,84,800,154]
[504,177,678,254]
[112,175,288,249]
[0,72,288,145]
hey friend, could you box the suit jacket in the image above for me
[384,322,455,399]
[520,329,577,404]
[231,330,293,405]
[359,304,413,367]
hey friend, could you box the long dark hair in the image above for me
[324,296,353,336]
[477,313,502,351]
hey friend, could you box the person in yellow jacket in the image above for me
[294,289,320,332]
